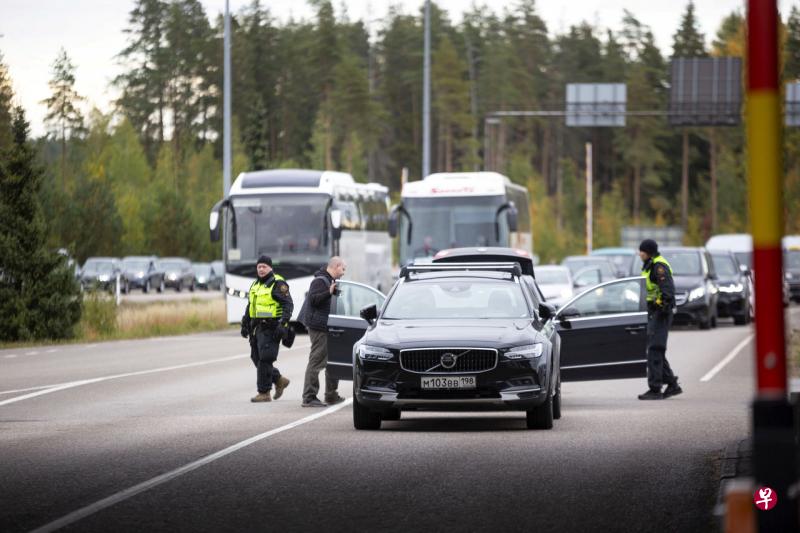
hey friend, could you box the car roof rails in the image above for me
[400,262,522,279]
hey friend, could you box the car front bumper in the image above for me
[674,298,711,324]
[354,356,552,411]
[716,292,747,317]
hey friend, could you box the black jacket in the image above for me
[241,272,294,331]
[300,267,335,331]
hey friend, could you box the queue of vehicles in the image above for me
[77,256,224,294]
[205,167,799,431]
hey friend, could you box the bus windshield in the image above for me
[400,195,508,265]
[226,193,330,272]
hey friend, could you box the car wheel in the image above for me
[698,309,711,330]
[526,392,554,430]
[710,310,718,328]
[733,314,747,326]
[144,280,150,294]
[190,281,195,292]
[353,392,381,430]
[552,381,562,420]
[176,282,182,292]
[383,408,401,421]
[158,280,165,293]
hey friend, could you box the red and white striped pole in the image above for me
[747,1,797,530]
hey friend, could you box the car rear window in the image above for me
[383,279,530,319]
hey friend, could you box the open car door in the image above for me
[326,281,386,381]
[555,277,648,381]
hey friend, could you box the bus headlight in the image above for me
[227,287,248,298]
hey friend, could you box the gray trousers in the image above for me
[302,328,338,401]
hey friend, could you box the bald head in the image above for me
[327,256,346,280]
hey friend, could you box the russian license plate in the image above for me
[420,375,476,390]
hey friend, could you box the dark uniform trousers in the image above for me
[250,323,283,394]
[646,308,676,390]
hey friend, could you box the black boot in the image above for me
[638,388,664,400]
[664,380,683,398]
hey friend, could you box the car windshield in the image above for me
[562,258,609,276]
[711,255,739,276]
[661,252,702,275]
[603,254,635,273]
[536,269,570,285]
[399,195,509,265]
[382,278,530,319]
[124,260,149,271]
[160,262,184,271]
[786,251,800,269]
[83,261,114,273]
[193,264,211,276]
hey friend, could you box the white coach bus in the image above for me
[210,169,392,323]
[388,171,532,266]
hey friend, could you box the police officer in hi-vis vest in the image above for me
[638,239,683,400]
[240,255,293,402]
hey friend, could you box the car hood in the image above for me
[539,283,571,298]
[363,318,544,349]
[673,275,705,292]
[715,275,741,286]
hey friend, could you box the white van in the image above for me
[705,233,752,269]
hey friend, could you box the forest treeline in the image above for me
[2,0,800,264]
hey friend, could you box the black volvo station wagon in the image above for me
[326,260,652,431]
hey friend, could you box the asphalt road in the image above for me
[2,308,798,533]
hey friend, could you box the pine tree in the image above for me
[0,108,81,341]
[0,53,13,153]
[41,48,85,191]
[672,1,707,58]
[432,36,472,172]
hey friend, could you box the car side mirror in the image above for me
[559,306,580,319]
[360,304,378,325]
[538,302,556,321]
[330,209,342,241]
[506,205,518,232]
[388,207,399,238]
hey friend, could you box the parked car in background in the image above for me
[122,256,165,293]
[159,257,195,292]
[709,250,752,325]
[211,260,225,291]
[706,233,752,270]
[785,246,800,303]
[80,257,122,292]
[561,256,617,289]
[534,265,574,308]
[659,247,719,329]
[591,247,638,278]
[192,262,222,290]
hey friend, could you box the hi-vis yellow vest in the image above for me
[642,256,672,303]
[248,274,285,318]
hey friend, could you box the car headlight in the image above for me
[505,343,544,360]
[688,286,706,301]
[720,283,743,293]
[226,287,248,298]
[358,344,393,361]
[98,275,110,282]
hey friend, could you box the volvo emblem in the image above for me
[440,352,457,369]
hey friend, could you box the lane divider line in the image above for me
[31,398,353,533]
[0,342,312,406]
[700,333,755,382]
[0,354,248,407]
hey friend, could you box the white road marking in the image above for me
[24,351,39,356]
[700,333,754,382]
[45,349,58,353]
[4,354,18,359]
[0,354,248,407]
[0,384,59,395]
[0,342,311,405]
[31,398,352,533]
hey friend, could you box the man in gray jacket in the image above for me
[299,256,347,407]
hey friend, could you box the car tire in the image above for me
[158,280,165,293]
[552,381,562,420]
[353,392,381,430]
[710,311,718,329]
[144,280,150,294]
[383,408,401,421]
[733,313,747,326]
[176,282,182,292]
[190,281,195,292]
[699,310,711,330]
[526,393,554,430]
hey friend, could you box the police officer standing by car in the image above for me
[241,255,293,402]
[638,239,683,400]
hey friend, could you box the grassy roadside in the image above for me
[0,296,232,349]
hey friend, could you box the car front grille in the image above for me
[399,348,498,374]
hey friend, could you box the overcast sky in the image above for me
[1,0,794,136]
